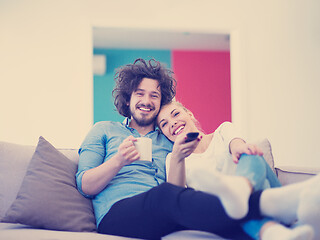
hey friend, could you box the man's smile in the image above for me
[137,104,154,114]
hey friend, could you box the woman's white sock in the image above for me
[261,224,314,240]
[296,186,320,240]
[260,173,320,225]
[187,169,252,219]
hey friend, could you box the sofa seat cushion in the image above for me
[0,223,134,240]
[0,223,225,240]
[163,230,225,240]
[2,136,96,232]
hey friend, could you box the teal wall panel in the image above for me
[93,49,171,123]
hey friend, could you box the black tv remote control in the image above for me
[185,132,199,143]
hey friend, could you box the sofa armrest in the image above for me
[275,165,320,186]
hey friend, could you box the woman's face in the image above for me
[157,102,198,142]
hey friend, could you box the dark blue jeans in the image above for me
[98,182,263,240]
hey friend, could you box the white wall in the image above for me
[1,0,319,167]
[0,1,93,148]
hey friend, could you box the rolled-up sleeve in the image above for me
[216,121,244,146]
[76,122,107,198]
[214,121,243,174]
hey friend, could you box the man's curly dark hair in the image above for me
[112,58,177,118]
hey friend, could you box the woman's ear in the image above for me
[186,109,195,119]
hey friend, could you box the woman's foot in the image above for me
[296,186,320,240]
[260,173,320,225]
[187,169,252,219]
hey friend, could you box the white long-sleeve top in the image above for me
[165,122,243,187]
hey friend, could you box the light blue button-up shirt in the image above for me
[76,118,173,226]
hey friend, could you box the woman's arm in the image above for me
[167,153,187,187]
[229,138,263,163]
[166,134,199,187]
[215,122,263,163]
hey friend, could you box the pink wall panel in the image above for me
[172,50,231,134]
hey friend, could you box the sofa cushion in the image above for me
[0,223,135,240]
[0,141,36,220]
[276,165,319,185]
[2,136,96,232]
[0,140,80,220]
[256,138,276,174]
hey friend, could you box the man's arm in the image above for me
[80,135,140,196]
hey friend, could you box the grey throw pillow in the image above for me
[2,136,96,232]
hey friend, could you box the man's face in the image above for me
[129,78,161,127]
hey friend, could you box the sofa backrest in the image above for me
[0,141,78,220]
[0,138,275,221]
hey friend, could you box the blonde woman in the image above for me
[157,101,316,240]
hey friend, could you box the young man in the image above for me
[76,59,315,240]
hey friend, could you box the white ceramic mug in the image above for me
[134,137,152,162]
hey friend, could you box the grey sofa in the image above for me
[0,137,319,240]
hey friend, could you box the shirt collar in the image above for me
[122,117,130,127]
[122,117,161,134]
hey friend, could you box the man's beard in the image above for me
[131,111,157,127]
[130,104,158,127]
